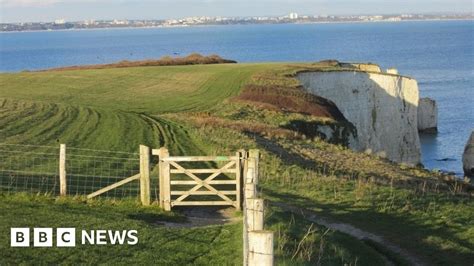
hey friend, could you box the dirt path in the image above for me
[156,201,425,265]
[160,206,241,228]
[272,201,426,266]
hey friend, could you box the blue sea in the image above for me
[0,20,473,175]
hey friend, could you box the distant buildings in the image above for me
[368,15,383,21]
[54,19,65,25]
[385,17,402,22]
[82,20,96,26]
[1,13,472,32]
[289,12,299,20]
[112,19,129,25]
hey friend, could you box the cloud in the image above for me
[0,0,229,7]
[1,0,63,7]
[0,0,119,7]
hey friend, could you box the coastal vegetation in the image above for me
[0,59,472,265]
[45,53,237,72]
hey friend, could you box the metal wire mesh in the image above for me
[0,144,145,199]
[0,144,59,195]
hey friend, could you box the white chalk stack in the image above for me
[418,97,438,133]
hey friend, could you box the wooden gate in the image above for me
[153,148,244,211]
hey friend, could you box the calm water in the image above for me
[1,21,473,174]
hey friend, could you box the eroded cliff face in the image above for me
[297,70,421,165]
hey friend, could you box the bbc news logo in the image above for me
[11,228,138,247]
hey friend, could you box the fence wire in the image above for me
[0,144,59,195]
[0,144,154,200]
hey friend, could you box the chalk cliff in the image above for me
[418,98,438,133]
[463,132,474,177]
[297,70,421,165]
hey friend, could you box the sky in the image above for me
[0,0,472,23]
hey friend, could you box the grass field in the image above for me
[1,62,473,265]
[0,64,269,114]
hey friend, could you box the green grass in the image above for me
[0,193,242,265]
[0,98,161,150]
[266,205,389,265]
[262,182,474,265]
[0,64,270,114]
[1,63,473,265]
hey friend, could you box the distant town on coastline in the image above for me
[1,12,472,32]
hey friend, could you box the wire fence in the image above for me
[0,143,157,200]
[0,144,60,195]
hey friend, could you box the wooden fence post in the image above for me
[139,145,151,206]
[238,150,247,208]
[158,147,171,211]
[245,150,257,199]
[248,230,273,266]
[245,182,256,199]
[59,144,66,196]
[243,149,273,266]
[248,149,260,185]
[235,151,242,211]
[245,149,259,201]
[157,148,164,208]
[246,198,264,231]
[244,150,261,266]
[246,157,255,185]
[242,150,249,266]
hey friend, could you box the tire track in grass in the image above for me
[0,98,206,166]
[139,113,205,156]
[0,100,60,139]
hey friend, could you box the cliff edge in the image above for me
[297,68,421,165]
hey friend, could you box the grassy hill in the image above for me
[1,62,473,265]
[0,64,267,113]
